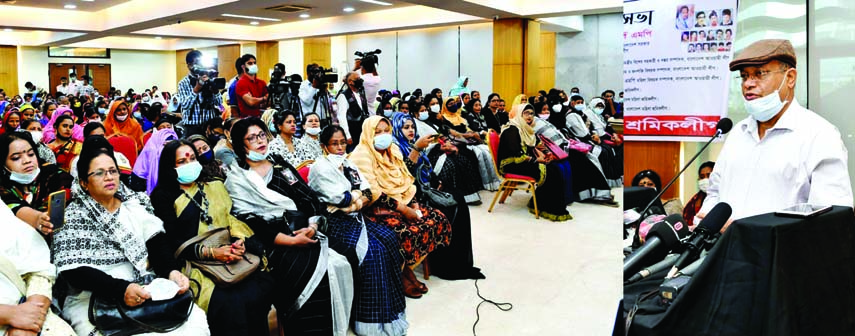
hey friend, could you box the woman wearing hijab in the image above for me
[130,128,178,194]
[103,100,144,150]
[0,109,21,135]
[42,106,84,144]
[440,97,501,191]
[448,76,469,97]
[48,115,83,173]
[350,116,452,296]
[308,125,409,334]
[391,113,485,280]
[498,104,572,221]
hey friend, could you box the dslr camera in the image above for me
[189,64,226,109]
[308,66,339,86]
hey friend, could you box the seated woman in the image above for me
[463,98,489,135]
[224,118,354,336]
[151,140,274,336]
[683,161,715,228]
[350,116,452,296]
[52,136,209,336]
[21,119,56,164]
[213,118,238,166]
[186,135,226,181]
[268,110,311,167]
[43,106,84,144]
[0,201,75,335]
[69,123,134,186]
[19,104,36,121]
[47,115,83,172]
[1,109,21,135]
[103,100,144,151]
[439,97,501,191]
[498,104,572,221]
[130,129,178,194]
[391,113,485,280]
[39,101,57,127]
[308,125,408,334]
[0,132,73,236]
[296,112,324,163]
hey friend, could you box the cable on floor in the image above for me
[472,279,513,336]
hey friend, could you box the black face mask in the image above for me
[208,134,224,146]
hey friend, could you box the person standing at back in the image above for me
[235,54,268,119]
[335,72,369,150]
[227,58,244,117]
[178,50,223,137]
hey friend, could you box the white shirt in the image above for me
[335,88,364,140]
[700,99,853,220]
[360,73,381,113]
[66,81,81,96]
[299,80,322,117]
[56,84,69,96]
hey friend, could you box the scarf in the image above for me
[440,97,468,127]
[132,128,178,195]
[349,116,416,204]
[503,103,537,148]
[104,101,144,150]
[1,110,21,135]
[308,154,369,206]
[224,161,298,222]
[448,75,469,97]
[42,106,84,143]
[391,112,431,184]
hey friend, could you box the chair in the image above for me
[295,160,314,183]
[485,130,539,219]
[108,135,138,168]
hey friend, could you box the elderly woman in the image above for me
[53,136,209,336]
[151,140,274,336]
[0,132,73,237]
[43,106,84,144]
[309,125,408,334]
[47,115,83,173]
[224,118,354,336]
[103,100,144,151]
[439,97,501,191]
[21,119,56,164]
[350,116,452,296]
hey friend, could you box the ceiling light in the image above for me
[359,0,392,5]
[64,4,77,9]
[299,13,310,18]
[250,21,260,25]
[343,7,355,12]
[81,0,95,2]
[3,29,11,32]
[221,14,281,22]
[155,36,162,39]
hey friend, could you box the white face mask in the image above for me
[697,178,710,193]
[538,114,550,119]
[418,111,430,121]
[743,69,790,122]
[552,104,562,112]
[247,64,259,75]
[430,105,440,113]
[29,130,43,144]
[594,107,605,114]
[8,166,40,185]
[615,97,624,103]
[562,101,570,106]
[116,114,128,122]
[574,104,585,111]
[305,127,321,136]
[327,153,347,168]
[383,109,394,117]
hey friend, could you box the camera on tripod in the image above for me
[355,49,382,69]
[308,66,338,85]
[269,71,302,96]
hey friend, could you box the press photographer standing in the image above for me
[235,53,268,118]
[335,71,368,147]
[178,50,223,137]
[355,54,382,112]
[299,63,329,117]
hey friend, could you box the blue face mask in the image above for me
[447,103,460,113]
[247,149,268,162]
[198,150,214,164]
[418,111,430,121]
[175,161,202,184]
[133,111,142,119]
[98,107,107,114]
[373,133,394,151]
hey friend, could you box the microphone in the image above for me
[667,203,732,278]
[624,214,689,280]
[626,253,679,284]
[675,254,708,277]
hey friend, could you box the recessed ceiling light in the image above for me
[221,14,282,22]
[250,21,260,25]
[64,4,77,9]
[359,0,392,5]
[155,36,162,40]
[299,13,310,18]
[3,29,12,32]
[343,7,355,12]
[81,0,95,2]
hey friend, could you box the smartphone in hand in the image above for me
[47,190,66,231]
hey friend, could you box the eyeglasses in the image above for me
[88,168,119,180]
[245,132,267,144]
[736,69,787,82]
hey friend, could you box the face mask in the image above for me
[373,133,394,151]
[247,64,259,75]
[134,112,143,119]
[175,161,202,184]
[98,107,107,114]
[29,131,43,144]
[332,104,339,112]
[697,178,710,193]
[430,105,440,113]
[552,104,562,112]
[594,107,605,114]
[615,98,623,103]
[743,70,790,122]
[208,135,224,145]
[305,127,321,136]
[538,114,550,119]
[327,153,347,167]
[418,111,430,121]
[247,149,268,162]
[447,103,460,113]
[8,166,40,185]
[198,150,214,164]
[562,101,570,106]
[142,97,151,102]
[269,122,277,133]
[116,114,128,122]
[383,109,394,117]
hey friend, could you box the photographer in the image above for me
[235,54,268,118]
[299,63,323,115]
[354,55,381,113]
[335,71,369,147]
[177,50,223,137]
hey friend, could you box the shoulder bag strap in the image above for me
[174,227,228,259]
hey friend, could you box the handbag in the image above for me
[566,138,594,153]
[538,134,568,160]
[414,160,457,208]
[88,275,194,336]
[174,227,261,288]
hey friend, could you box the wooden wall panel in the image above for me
[0,46,18,97]
[256,41,279,83]
[303,37,331,78]
[523,20,541,97]
[624,141,682,201]
[492,19,524,102]
[538,32,556,92]
[176,49,191,84]
[217,44,240,80]
[89,64,111,97]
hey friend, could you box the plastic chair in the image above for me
[295,160,314,183]
[108,135,138,168]
[485,130,539,219]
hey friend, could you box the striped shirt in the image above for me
[177,75,223,126]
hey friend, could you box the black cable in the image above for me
[472,279,513,336]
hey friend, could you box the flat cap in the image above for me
[729,39,796,71]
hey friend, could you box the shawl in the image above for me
[132,129,178,195]
[42,106,84,143]
[391,112,431,184]
[224,160,298,222]
[510,94,527,114]
[448,75,469,97]
[585,98,608,136]
[349,116,416,204]
[308,154,369,206]
[440,97,468,127]
[503,104,537,147]
[53,182,164,279]
[104,101,144,150]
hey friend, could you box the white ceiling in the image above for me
[5,0,131,11]
[212,0,414,26]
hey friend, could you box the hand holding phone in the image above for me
[47,190,66,232]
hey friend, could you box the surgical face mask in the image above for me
[552,104,562,113]
[247,149,268,162]
[133,111,142,119]
[373,133,394,151]
[538,113,550,119]
[8,166,40,185]
[574,104,585,111]
[615,97,624,103]
[142,97,151,103]
[327,153,347,167]
[743,70,791,122]
[198,150,214,164]
[562,101,570,106]
[594,107,605,114]
[175,161,202,184]
[430,105,440,113]
[247,64,259,75]
[29,130,43,144]
[383,109,394,117]
[269,122,277,133]
[418,111,430,121]
[697,178,710,193]
[98,107,107,114]
[305,127,321,136]
[116,114,128,122]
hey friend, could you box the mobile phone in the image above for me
[47,190,66,231]
[774,204,832,218]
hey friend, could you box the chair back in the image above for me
[485,130,503,178]
[296,160,314,183]
[108,135,138,167]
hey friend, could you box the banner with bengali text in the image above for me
[623,0,738,141]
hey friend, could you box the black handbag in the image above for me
[88,276,195,336]
[413,161,457,208]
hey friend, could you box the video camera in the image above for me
[270,71,302,96]
[190,64,226,91]
[308,66,339,86]
[355,49,382,68]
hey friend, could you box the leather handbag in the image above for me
[88,276,194,336]
[538,134,569,160]
[413,161,457,208]
[566,138,594,153]
[174,227,261,288]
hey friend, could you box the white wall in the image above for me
[278,39,303,78]
[555,13,623,99]
[17,46,178,94]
